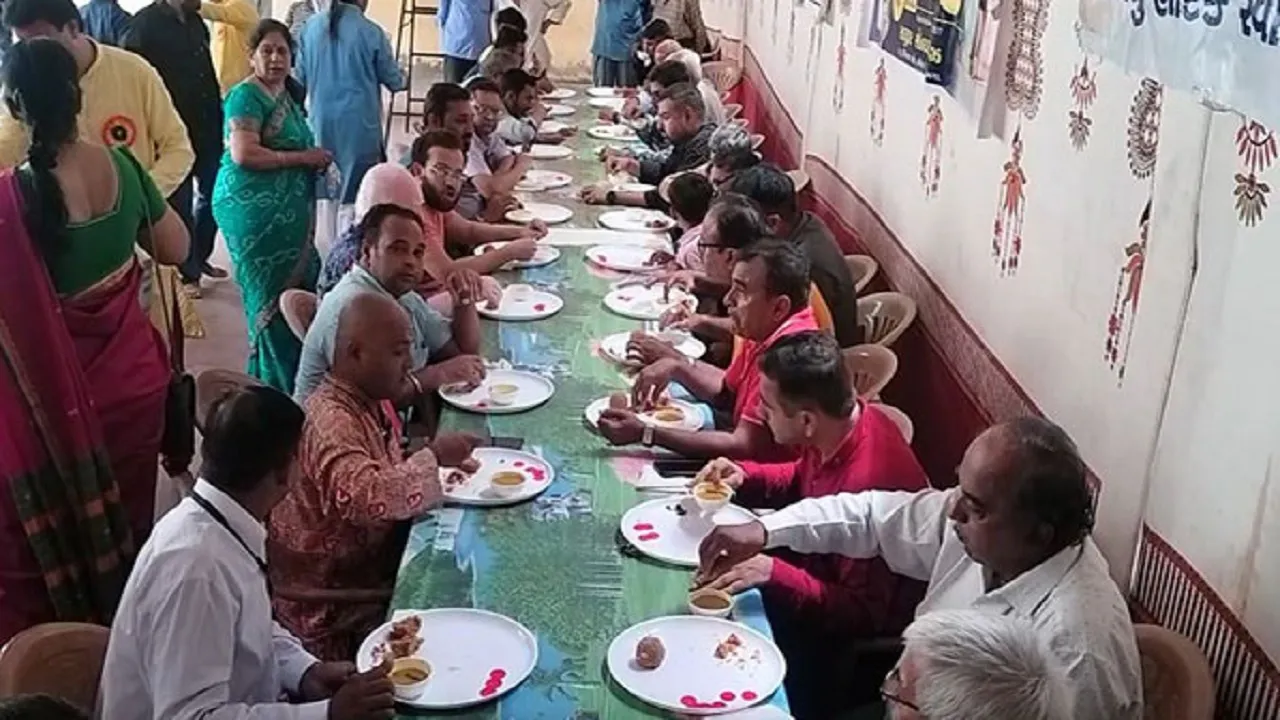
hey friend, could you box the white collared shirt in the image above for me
[98,480,327,720]
[760,489,1143,719]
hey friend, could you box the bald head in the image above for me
[654,39,682,63]
[333,292,413,401]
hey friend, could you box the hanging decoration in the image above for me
[921,96,944,197]
[1105,200,1150,384]
[1067,58,1097,151]
[833,21,848,113]
[1233,119,1277,228]
[1104,79,1163,385]
[1126,79,1162,179]
[991,128,1027,275]
[1003,0,1048,120]
[871,58,887,146]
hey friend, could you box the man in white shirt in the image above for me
[98,385,397,720]
[698,417,1144,720]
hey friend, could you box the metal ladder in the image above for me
[384,0,444,143]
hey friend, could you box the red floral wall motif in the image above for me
[871,58,887,146]
[1004,0,1048,120]
[921,95,944,197]
[1233,119,1277,227]
[1067,58,1097,151]
[992,129,1028,275]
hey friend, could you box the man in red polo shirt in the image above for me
[696,330,929,717]
[597,239,818,460]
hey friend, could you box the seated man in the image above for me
[319,163,514,310]
[296,203,485,405]
[464,78,534,221]
[597,238,818,461]
[730,163,862,346]
[271,293,481,660]
[633,18,673,84]
[668,48,725,125]
[698,417,1145,719]
[885,610,1072,720]
[668,171,714,271]
[583,83,714,210]
[473,22,527,81]
[707,123,760,190]
[495,68,572,147]
[424,80,524,220]
[597,60,695,161]
[100,384,395,718]
[651,194,835,344]
[693,331,929,716]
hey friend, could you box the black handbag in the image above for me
[159,270,196,477]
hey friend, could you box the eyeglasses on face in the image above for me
[880,667,920,713]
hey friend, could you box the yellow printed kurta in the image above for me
[201,0,260,95]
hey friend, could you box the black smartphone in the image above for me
[485,436,525,450]
[652,458,704,478]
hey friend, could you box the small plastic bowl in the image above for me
[692,481,733,514]
[390,657,432,700]
[688,588,734,618]
[488,383,520,406]
[489,470,527,498]
[505,283,534,299]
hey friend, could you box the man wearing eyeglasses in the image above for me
[698,417,1143,719]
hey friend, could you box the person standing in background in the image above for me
[284,0,323,41]
[522,0,570,75]
[0,0,199,344]
[200,0,259,95]
[438,0,491,83]
[124,0,227,297]
[296,0,406,249]
[651,0,706,52]
[591,0,645,87]
[79,0,131,46]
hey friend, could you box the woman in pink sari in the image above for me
[0,39,190,642]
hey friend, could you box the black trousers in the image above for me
[170,147,221,283]
[443,55,477,84]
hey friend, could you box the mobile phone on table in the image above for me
[485,436,525,450]
[652,458,703,478]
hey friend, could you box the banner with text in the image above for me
[1078,0,1280,125]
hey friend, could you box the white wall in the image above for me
[702,0,1280,666]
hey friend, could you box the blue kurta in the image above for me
[296,6,406,204]
[438,0,493,60]
[591,0,645,62]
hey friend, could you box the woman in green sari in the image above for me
[212,19,333,393]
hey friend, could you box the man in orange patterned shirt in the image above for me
[269,292,480,660]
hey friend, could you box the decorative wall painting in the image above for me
[991,129,1028,275]
[871,58,888,145]
[921,96,944,196]
[1105,78,1163,384]
[1067,58,1098,151]
[1233,119,1277,227]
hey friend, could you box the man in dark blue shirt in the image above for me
[79,0,131,45]
[124,0,226,294]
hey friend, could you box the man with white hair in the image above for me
[669,47,725,124]
[883,610,1073,719]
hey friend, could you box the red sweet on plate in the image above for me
[680,695,698,708]
[720,691,736,702]
[637,532,660,541]
[533,303,546,311]
[479,686,498,697]
[633,522,654,531]
[488,668,507,680]
[513,461,524,467]
[742,691,758,701]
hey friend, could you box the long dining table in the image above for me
[388,89,791,719]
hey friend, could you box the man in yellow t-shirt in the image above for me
[1,0,202,338]
[200,0,259,95]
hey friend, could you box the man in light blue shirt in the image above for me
[295,203,487,405]
[592,0,646,86]
[79,0,131,46]
[439,0,493,83]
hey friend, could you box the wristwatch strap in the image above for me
[642,424,655,447]
[606,190,617,205]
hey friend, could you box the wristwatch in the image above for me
[606,190,618,205]
[642,424,655,447]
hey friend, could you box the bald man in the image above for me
[268,293,482,661]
